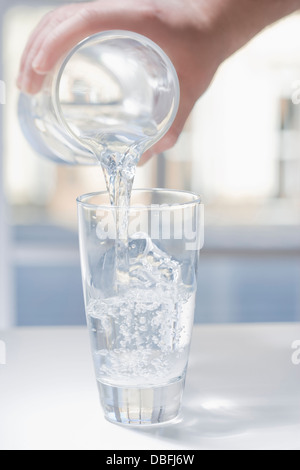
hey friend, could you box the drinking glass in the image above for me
[77,189,204,425]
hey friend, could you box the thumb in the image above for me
[139,94,194,165]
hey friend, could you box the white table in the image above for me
[0,323,299,450]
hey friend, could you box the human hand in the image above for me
[17,0,226,163]
[18,0,300,162]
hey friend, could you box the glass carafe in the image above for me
[18,30,180,165]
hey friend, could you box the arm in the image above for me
[17,0,300,162]
[208,0,300,58]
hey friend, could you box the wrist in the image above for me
[200,0,300,62]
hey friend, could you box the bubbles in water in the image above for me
[87,236,196,387]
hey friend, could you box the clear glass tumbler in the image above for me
[77,189,204,425]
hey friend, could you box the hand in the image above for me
[17,0,225,163]
[17,0,300,163]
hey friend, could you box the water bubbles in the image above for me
[86,277,195,387]
[86,232,196,387]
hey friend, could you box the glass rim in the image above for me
[76,188,203,210]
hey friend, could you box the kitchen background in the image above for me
[1,0,300,328]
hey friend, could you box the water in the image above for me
[61,102,157,209]
[87,235,196,387]
[86,236,196,424]
[69,101,195,423]
[87,285,195,388]
[63,102,155,286]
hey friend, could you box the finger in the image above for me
[18,1,156,94]
[138,129,180,166]
[139,93,194,166]
[30,7,135,74]
[18,4,86,93]
[19,11,104,93]
[20,14,63,93]
[17,10,56,86]
[138,149,154,166]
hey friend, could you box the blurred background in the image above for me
[0,0,300,328]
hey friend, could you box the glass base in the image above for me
[97,378,185,426]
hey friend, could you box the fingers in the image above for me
[139,93,194,166]
[17,3,88,94]
[17,11,57,93]
[31,10,105,75]
[139,131,179,166]
[17,1,145,94]
[28,4,148,75]
[17,11,53,86]
[16,0,201,168]
[17,0,158,95]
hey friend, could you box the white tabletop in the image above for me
[0,323,299,450]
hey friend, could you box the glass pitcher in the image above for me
[18,30,180,165]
